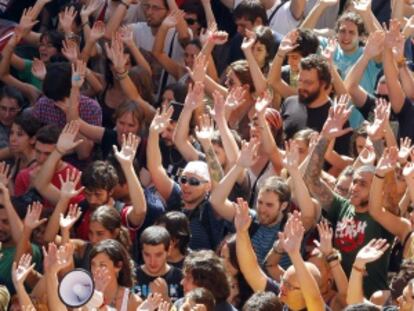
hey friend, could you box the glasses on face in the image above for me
[280,277,300,291]
[185,18,197,25]
[179,175,207,186]
[0,106,20,114]
[142,3,167,11]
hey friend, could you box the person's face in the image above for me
[38,36,58,62]
[9,123,33,154]
[32,221,47,245]
[88,221,115,245]
[185,43,200,69]
[334,174,352,198]
[256,190,284,226]
[181,269,197,294]
[298,69,323,105]
[293,139,309,164]
[225,70,242,91]
[161,89,175,107]
[252,41,267,67]
[116,112,140,144]
[160,121,176,146]
[0,208,11,244]
[355,135,366,156]
[212,143,226,167]
[219,243,238,277]
[249,118,262,142]
[91,252,121,283]
[337,20,359,53]
[235,17,254,37]
[397,283,414,310]
[349,171,373,208]
[0,97,20,127]
[142,0,168,28]
[179,173,209,205]
[34,141,55,166]
[84,189,111,209]
[279,268,305,309]
[142,243,168,275]
[184,13,201,37]
[112,183,130,201]
[287,52,302,73]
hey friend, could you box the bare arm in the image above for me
[300,1,333,29]
[290,0,307,20]
[398,62,414,100]
[344,54,371,107]
[200,0,217,27]
[104,0,129,39]
[1,184,23,243]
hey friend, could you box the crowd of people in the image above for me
[0,0,412,310]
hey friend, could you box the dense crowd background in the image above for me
[0,0,412,310]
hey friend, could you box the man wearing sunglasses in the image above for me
[148,114,232,251]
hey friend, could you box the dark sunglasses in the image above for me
[179,176,207,186]
[185,18,197,25]
[374,93,389,102]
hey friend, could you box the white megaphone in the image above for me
[59,269,99,308]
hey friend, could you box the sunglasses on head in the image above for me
[179,175,207,186]
[185,18,197,25]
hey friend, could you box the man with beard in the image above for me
[303,104,394,297]
[281,54,351,155]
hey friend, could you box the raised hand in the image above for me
[8,27,24,48]
[90,21,106,42]
[255,90,272,116]
[278,214,305,255]
[149,277,169,300]
[322,38,337,66]
[24,201,47,230]
[62,39,79,63]
[162,10,181,28]
[236,139,259,168]
[403,159,414,179]
[375,147,398,177]
[321,95,352,139]
[225,86,246,112]
[363,30,385,59]
[80,0,101,19]
[59,6,77,34]
[18,7,38,38]
[354,239,389,266]
[158,301,171,311]
[358,143,376,166]
[149,106,174,134]
[93,266,111,293]
[367,98,390,141]
[234,197,252,232]
[118,25,134,46]
[319,0,338,7]
[199,23,217,46]
[212,91,225,121]
[195,113,214,144]
[283,140,300,173]
[184,82,205,111]
[71,59,87,89]
[209,30,229,46]
[31,58,46,80]
[0,162,10,186]
[56,122,84,155]
[351,0,371,12]
[277,30,299,58]
[60,204,82,231]
[314,220,333,257]
[399,137,412,164]
[137,293,163,311]
[59,169,84,200]
[113,133,141,167]
[241,29,256,51]
[12,253,35,286]
[105,36,127,74]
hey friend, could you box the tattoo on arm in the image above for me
[304,137,334,210]
[205,145,224,183]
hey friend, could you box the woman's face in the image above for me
[88,221,115,245]
[225,70,242,91]
[287,51,302,73]
[116,112,140,144]
[185,43,201,69]
[38,36,58,62]
[0,96,21,127]
[9,123,32,154]
[252,41,268,68]
[293,139,309,164]
[161,89,175,107]
[355,135,366,156]
[212,143,227,167]
[184,13,201,37]
[91,252,121,283]
[219,243,238,277]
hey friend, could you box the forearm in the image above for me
[15,283,36,310]
[85,69,104,94]
[80,39,97,63]
[244,49,267,94]
[123,164,147,227]
[346,262,366,304]
[268,54,296,98]
[329,259,349,299]
[14,227,33,264]
[46,272,68,311]
[0,147,12,161]
[383,48,405,113]
[216,116,239,165]
[4,199,23,243]
[290,0,306,20]
[80,15,91,42]
[173,108,200,161]
[359,10,382,33]
[0,44,14,77]
[44,197,70,243]
[258,114,283,174]
[392,0,405,22]
[331,65,347,96]
[31,0,49,21]
[61,228,70,245]
[399,64,414,100]
[201,1,216,27]
[204,74,228,97]
[74,138,94,160]
[104,3,128,39]
[299,2,326,29]
[384,122,398,148]
[127,43,152,75]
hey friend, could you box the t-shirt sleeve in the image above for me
[120,205,141,231]
[264,277,280,295]
[357,94,376,120]
[14,170,30,197]
[324,194,344,225]
[79,97,102,126]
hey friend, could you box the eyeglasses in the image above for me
[0,106,20,114]
[280,277,300,291]
[179,176,207,186]
[185,18,197,25]
[142,3,167,11]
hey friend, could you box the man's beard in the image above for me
[298,88,321,105]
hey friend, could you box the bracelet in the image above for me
[56,147,65,156]
[397,57,407,68]
[272,241,284,255]
[81,21,89,28]
[276,53,284,59]
[120,0,130,9]
[374,173,385,179]
[328,261,340,269]
[115,70,129,80]
[352,264,366,274]
[325,249,341,263]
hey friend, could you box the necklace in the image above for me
[106,285,120,308]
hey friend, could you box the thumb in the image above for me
[73,139,84,148]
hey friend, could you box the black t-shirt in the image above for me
[281,96,351,155]
[134,265,183,302]
[159,139,188,182]
[395,98,414,141]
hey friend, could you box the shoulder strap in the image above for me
[158,31,177,97]
[248,161,270,207]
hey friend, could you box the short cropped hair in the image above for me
[233,0,267,25]
[140,225,171,251]
[81,161,119,192]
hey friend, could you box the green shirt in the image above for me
[16,59,43,90]
[326,195,393,297]
[0,244,42,295]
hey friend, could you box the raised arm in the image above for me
[241,30,267,95]
[303,98,352,210]
[12,254,37,310]
[0,182,23,243]
[345,30,385,107]
[235,198,268,292]
[347,239,389,304]
[80,21,105,63]
[290,0,307,20]
[104,0,133,39]
[280,215,325,311]
[147,106,175,201]
[165,0,191,44]
[351,0,382,33]
[300,0,337,30]
[114,133,147,228]
[173,82,204,162]
[200,0,217,27]
[209,140,259,221]
[322,39,347,96]
[79,0,102,44]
